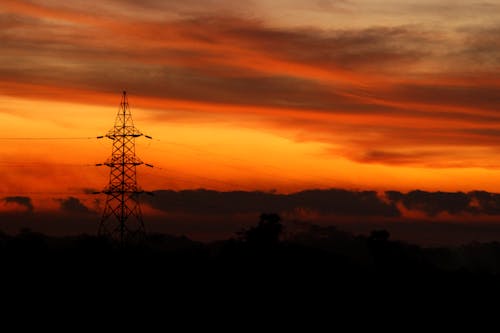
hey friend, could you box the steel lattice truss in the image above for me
[97,91,152,243]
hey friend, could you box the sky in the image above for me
[2,1,500,242]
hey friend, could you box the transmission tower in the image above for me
[96,91,152,243]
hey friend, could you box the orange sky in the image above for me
[2,0,500,211]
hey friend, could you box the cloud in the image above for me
[3,196,34,212]
[387,190,471,217]
[222,24,434,72]
[454,25,500,70]
[148,189,400,217]
[148,189,500,219]
[0,14,423,107]
[354,150,444,166]
[2,1,500,170]
[0,8,439,100]
[386,83,500,113]
[386,190,500,217]
[341,147,500,168]
[467,191,500,215]
[57,197,94,214]
[82,188,100,195]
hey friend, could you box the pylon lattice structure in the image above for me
[97,91,152,243]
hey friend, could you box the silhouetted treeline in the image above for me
[2,215,500,283]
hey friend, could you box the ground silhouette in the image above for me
[0,213,500,277]
[2,214,500,292]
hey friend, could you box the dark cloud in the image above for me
[3,196,34,212]
[142,0,250,14]
[386,190,500,217]
[387,190,471,216]
[57,197,93,214]
[0,43,377,113]
[387,83,500,112]
[468,191,500,215]
[340,145,500,168]
[0,9,495,118]
[291,190,399,216]
[355,150,444,166]
[148,189,400,217]
[0,12,436,108]
[82,188,99,195]
[148,189,500,218]
[223,24,433,71]
[0,14,492,111]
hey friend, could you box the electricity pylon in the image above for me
[96,91,153,243]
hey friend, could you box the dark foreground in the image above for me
[2,214,500,289]
[4,217,495,320]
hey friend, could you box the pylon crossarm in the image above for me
[100,190,144,194]
[106,133,143,138]
[96,162,152,168]
[99,162,144,167]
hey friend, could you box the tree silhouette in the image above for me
[240,213,283,246]
[369,229,390,242]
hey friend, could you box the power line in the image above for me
[0,162,95,167]
[148,166,257,191]
[0,137,96,140]
[0,134,339,194]
[152,140,339,187]
[0,191,92,196]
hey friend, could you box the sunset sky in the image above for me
[2,1,500,240]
